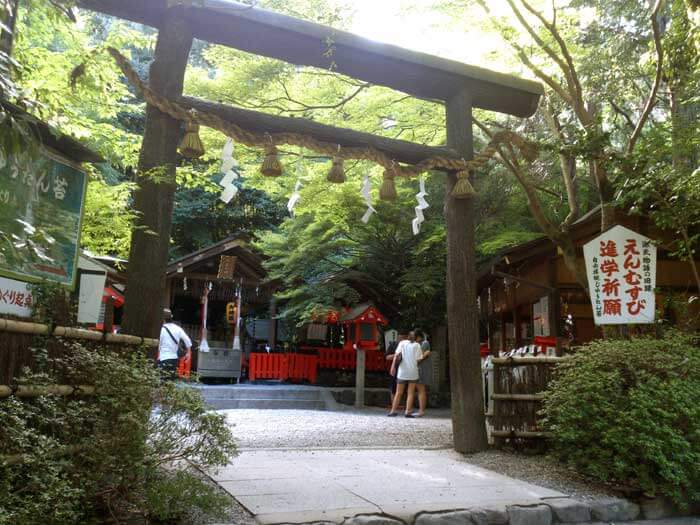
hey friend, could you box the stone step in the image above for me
[199,388,322,401]
[205,398,327,410]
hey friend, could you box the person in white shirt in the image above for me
[388,331,422,417]
[158,308,192,379]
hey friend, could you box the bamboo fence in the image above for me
[0,318,158,346]
[490,356,566,445]
[0,317,158,390]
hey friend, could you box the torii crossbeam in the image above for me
[77,0,543,452]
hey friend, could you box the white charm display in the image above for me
[360,175,376,223]
[411,176,429,235]
[219,138,240,204]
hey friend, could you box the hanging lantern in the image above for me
[451,170,476,199]
[327,148,346,183]
[379,165,398,201]
[178,120,205,159]
[260,138,283,177]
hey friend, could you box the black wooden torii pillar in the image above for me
[79,0,542,452]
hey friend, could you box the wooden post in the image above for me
[445,88,488,453]
[548,257,561,354]
[268,296,277,350]
[121,5,193,338]
[355,346,365,408]
[513,288,522,348]
[103,296,115,335]
[0,0,18,57]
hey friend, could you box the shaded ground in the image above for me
[210,448,566,524]
[464,450,616,500]
[218,406,613,500]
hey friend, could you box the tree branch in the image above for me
[506,0,576,92]
[542,103,579,228]
[275,78,370,113]
[518,0,584,106]
[608,99,636,130]
[474,0,575,107]
[627,0,664,154]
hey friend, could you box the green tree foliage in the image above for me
[542,332,700,505]
[435,0,700,294]
[10,0,697,326]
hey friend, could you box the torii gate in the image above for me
[78,0,542,452]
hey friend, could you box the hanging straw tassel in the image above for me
[261,141,283,177]
[451,170,476,199]
[178,120,205,158]
[327,154,346,183]
[379,166,398,201]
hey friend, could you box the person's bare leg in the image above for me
[390,383,405,414]
[417,384,427,416]
[405,383,416,415]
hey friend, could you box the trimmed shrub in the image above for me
[541,332,700,506]
[0,342,237,524]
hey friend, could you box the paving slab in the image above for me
[213,448,567,524]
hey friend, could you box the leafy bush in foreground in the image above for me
[542,332,700,506]
[0,342,237,524]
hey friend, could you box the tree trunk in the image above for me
[121,7,193,338]
[0,0,19,100]
[593,162,616,232]
[444,88,488,453]
[0,0,18,56]
[558,235,589,293]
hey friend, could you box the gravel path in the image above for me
[220,407,454,450]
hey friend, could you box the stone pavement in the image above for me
[211,448,567,524]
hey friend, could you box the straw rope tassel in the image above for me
[327,154,346,183]
[452,170,476,199]
[261,141,283,177]
[379,167,398,201]
[179,119,205,158]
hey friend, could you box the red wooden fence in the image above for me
[248,353,318,383]
[312,347,389,372]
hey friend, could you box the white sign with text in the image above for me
[583,225,656,325]
[0,277,33,317]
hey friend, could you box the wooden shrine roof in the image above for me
[339,303,388,325]
[78,0,543,117]
[166,234,266,283]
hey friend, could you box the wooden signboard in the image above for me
[217,255,237,280]
[0,149,87,288]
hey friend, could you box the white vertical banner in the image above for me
[77,272,107,324]
[583,225,657,325]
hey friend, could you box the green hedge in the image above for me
[0,343,237,524]
[542,332,700,506]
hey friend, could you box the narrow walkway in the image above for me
[212,447,565,524]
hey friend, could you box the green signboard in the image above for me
[0,149,87,288]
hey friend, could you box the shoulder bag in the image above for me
[163,325,188,359]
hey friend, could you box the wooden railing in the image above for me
[248,353,318,383]
[487,355,568,444]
